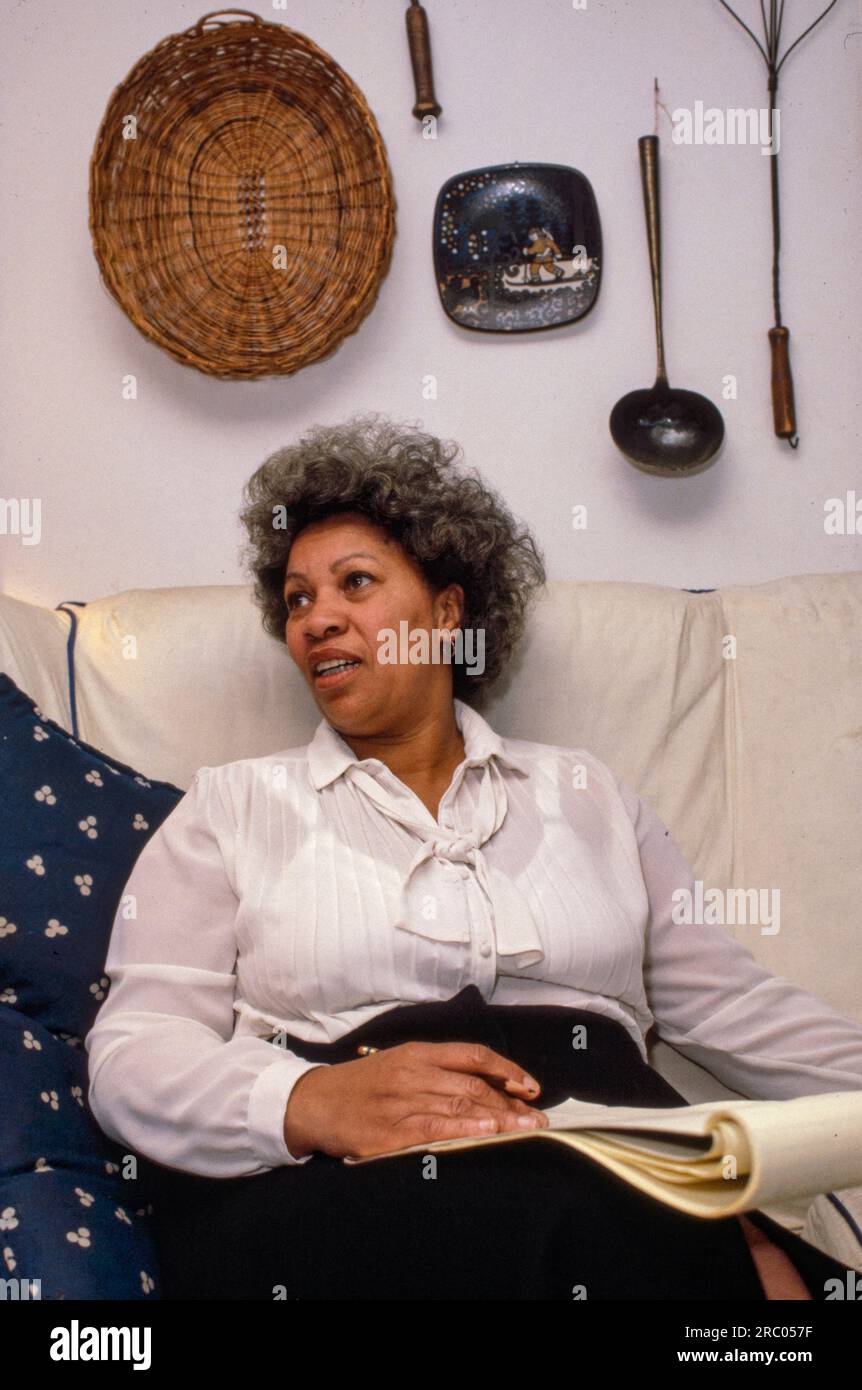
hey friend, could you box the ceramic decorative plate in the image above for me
[433,161,602,332]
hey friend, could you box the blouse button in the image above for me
[479,941,492,957]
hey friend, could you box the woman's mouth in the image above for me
[313,660,362,689]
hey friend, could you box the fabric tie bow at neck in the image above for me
[344,760,544,968]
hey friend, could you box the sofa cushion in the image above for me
[0,1005,161,1299]
[491,572,862,1027]
[803,1191,862,1278]
[0,672,182,1037]
[0,593,72,729]
[41,585,316,789]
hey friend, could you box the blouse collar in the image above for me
[307,697,530,791]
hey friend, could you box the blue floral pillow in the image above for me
[0,672,182,1038]
[0,1004,161,1299]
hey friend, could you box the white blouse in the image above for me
[85,697,862,1179]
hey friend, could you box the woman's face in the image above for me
[283,512,464,736]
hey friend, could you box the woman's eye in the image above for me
[285,572,373,613]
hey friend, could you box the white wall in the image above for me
[2,0,860,607]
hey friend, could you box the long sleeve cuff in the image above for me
[247,1056,329,1166]
[87,1013,330,1178]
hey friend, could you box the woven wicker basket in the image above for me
[89,9,396,379]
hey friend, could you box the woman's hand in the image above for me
[283,1040,550,1159]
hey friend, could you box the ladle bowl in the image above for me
[610,381,724,476]
[610,136,724,476]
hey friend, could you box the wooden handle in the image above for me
[768,326,798,444]
[406,1,442,121]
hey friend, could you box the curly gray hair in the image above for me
[238,412,546,707]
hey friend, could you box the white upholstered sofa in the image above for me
[2,569,861,1270]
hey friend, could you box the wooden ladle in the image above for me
[610,135,724,476]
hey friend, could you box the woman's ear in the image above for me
[435,581,465,633]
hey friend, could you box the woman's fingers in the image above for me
[359,1106,548,1158]
[383,1103,549,1155]
[374,1040,552,1131]
[408,1067,544,1121]
[399,1039,542,1098]
[402,1085,549,1128]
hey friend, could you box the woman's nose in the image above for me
[304,616,343,640]
[300,596,347,638]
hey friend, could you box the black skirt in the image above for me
[136,985,854,1300]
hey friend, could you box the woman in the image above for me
[86,414,862,1300]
